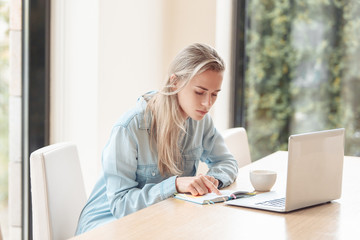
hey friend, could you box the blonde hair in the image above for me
[145,43,225,176]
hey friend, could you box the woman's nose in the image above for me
[202,94,212,107]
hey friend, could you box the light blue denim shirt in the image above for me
[75,94,238,235]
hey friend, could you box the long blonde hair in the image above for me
[145,43,225,176]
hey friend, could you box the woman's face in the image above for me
[176,70,223,121]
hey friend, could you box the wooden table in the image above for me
[71,151,360,239]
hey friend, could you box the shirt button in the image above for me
[152,171,156,176]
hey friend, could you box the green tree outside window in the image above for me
[242,0,360,160]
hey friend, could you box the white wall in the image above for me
[213,0,235,131]
[51,0,234,195]
[162,0,217,69]
[50,0,99,195]
[98,1,166,177]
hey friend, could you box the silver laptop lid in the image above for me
[285,128,345,212]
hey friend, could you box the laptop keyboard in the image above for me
[255,197,286,208]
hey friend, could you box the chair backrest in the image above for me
[30,142,87,240]
[197,127,251,175]
[221,127,251,168]
[0,223,3,240]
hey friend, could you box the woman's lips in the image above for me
[197,110,208,115]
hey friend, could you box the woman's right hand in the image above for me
[175,174,221,196]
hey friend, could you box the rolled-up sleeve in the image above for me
[200,117,238,188]
[102,125,177,219]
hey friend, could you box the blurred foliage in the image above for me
[243,0,360,160]
[0,1,9,205]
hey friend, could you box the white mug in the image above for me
[250,170,277,192]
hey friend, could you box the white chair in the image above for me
[0,224,3,240]
[221,127,252,167]
[197,127,251,175]
[30,142,87,240]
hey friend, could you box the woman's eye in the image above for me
[195,91,204,95]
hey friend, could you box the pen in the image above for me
[228,191,257,200]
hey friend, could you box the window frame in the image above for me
[22,0,50,239]
[233,0,247,127]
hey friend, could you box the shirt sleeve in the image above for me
[200,117,238,188]
[102,125,177,219]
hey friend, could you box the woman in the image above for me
[75,43,238,234]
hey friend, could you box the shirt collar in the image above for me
[137,93,153,130]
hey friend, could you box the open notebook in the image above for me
[174,190,255,205]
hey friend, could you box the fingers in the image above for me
[183,184,205,196]
[175,176,222,196]
[176,176,209,196]
[201,175,221,195]
[204,175,219,188]
[190,177,209,196]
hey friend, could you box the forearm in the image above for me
[206,158,238,188]
[108,176,177,219]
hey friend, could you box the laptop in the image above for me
[225,128,345,212]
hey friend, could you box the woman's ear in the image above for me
[170,74,178,90]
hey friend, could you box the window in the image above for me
[0,1,9,239]
[235,0,360,160]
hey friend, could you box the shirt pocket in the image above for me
[136,164,162,187]
[182,147,203,176]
